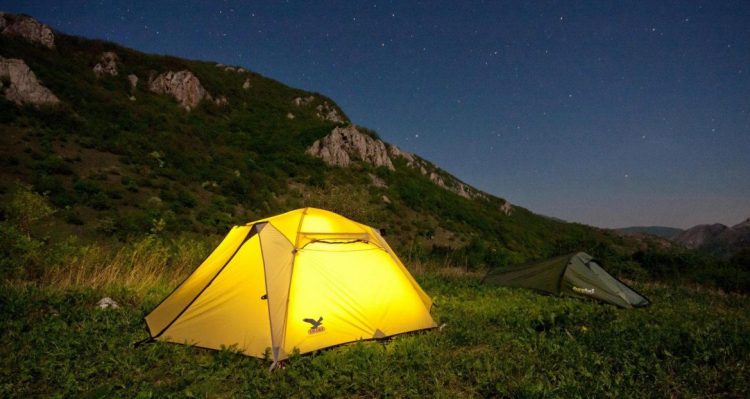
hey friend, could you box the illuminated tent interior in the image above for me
[142,208,436,366]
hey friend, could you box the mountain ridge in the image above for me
[615,226,683,239]
[672,218,750,257]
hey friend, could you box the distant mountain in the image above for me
[0,11,649,268]
[616,226,683,239]
[672,218,750,257]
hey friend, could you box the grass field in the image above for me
[1,266,748,398]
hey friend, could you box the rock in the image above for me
[147,196,162,207]
[129,95,136,101]
[215,63,224,68]
[429,172,446,188]
[315,101,346,123]
[148,151,165,167]
[237,68,246,73]
[127,74,138,90]
[292,95,315,106]
[224,66,236,72]
[500,201,513,216]
[212,95,228,106]
[391,144,483,199]
[242,78,251,89]
[201,180,219,189]
[148,70,208,110]
[382,195,391,204]
[389,145,417,165]
[96,297,119,309]
[92,51,118,77]
[454,183,472,199]
[306,125,395,170]
[286,112,295,119]
[369,173,387,188]
[0,13,55,49]
[0,56,59,105]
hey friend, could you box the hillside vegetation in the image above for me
[1,16,747,292]
[1,21,628,264]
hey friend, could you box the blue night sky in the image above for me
[2,1,748,228]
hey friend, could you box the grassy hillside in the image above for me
[0,26,635,263]
[2,23,747,292]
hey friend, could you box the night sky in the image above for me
[2,1,748,228]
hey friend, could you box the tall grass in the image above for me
[39,235,215,294]
[35,233,478,293]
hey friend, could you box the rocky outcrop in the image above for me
[217,64,247,74]
[291,95,346,122]
[316,101,345,123]
[500,201,513,216]
[0,13,55,49]
[242,78,251,89]
[148,70,207,110]
[212,95,228,106]
[93,51,118,77]
[127,74,138,90]
[292,96,315,106]
[389,145,417,166]
[306,125,395,170]
[426,171,473,199]
[429,172,446,188]
[306,125,497,202]
[0,56,59,105]
[390,144,487,200]
[369,173,387,188]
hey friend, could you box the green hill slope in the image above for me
[0,13,639,267]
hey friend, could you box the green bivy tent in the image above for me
[483,252,650,308]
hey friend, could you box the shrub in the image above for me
[2,184,55,238]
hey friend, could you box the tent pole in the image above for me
[133,337,154,348]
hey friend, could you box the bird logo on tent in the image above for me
[304,317,325,334]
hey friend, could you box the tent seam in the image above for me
[151,227,255,340]
[277,207,309,355]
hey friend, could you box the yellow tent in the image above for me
[143,208,435,366]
